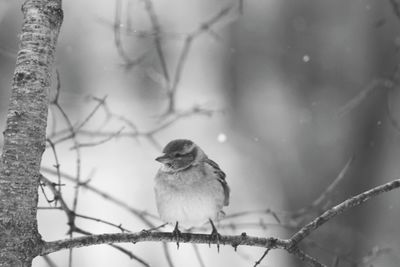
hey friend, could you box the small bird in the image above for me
[154,139,230,250]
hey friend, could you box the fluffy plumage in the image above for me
[154,139,230,229]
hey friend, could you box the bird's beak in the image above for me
[155,154,171,163]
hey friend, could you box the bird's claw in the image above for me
[172,222,181,249]
[209,219,221,252]
[209,228,221,252]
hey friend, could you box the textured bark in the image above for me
[0,1,63,266]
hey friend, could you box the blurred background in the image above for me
[1,0,400,266]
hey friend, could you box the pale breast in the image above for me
[154,166,225,229]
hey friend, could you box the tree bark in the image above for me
[0,0,63,266]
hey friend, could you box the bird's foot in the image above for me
[209,219,221,253]
[172,222,181,249]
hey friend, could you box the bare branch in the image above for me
[192,244,206,267]
[42,255,58,267]
[141,0,170,85]
[38,173,400,267]
[166,3,236,113]
[41,232,287,255]
[75,96,108,132]
[114,0,148,69]
[253,248,271,267]
[292,155,355,218]
[70,127,124,149]
[41,167,159,227]
[162,243,175,267]
[74,213,130,233]
[223,208,282,223]
[336,79,391,117]
[40,175,149,266]
[72,226,150,267]
[40,231,321,266]
[74,105,218,150]
[46,139,62,205]
[288,247,325,267]
[288,179,400,248]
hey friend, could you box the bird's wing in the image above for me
[205,158,230,206]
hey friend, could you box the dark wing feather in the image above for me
[205,158,230,206]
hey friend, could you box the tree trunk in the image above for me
[0,0,63,266]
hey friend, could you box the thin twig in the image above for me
[223,208,282,223]
[162,243,175,267]
[41,167,159,227]
[288,247,325,267]
[292,155,355,218]
[73,105,217,150]
[72,226,150,267]
[42,255,58,267]
[253,248,270,267]
[70,127,124,149]
[141,0,170,85]
[39,182,56,205]
[75,96,108,132]
[74,213,131,232]
[46,139,62,205]
[166,3,236,113]
[336,79,389,117]
[50,71,82,267]
[192,244,206,267]
[40,175,149,266]
[114,0,147,69]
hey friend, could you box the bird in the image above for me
[154,139,230,251]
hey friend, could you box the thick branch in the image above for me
[41,232,287,255]
[0,0,63,265]
[41,179,400,267]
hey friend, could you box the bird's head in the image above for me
[155,139,205,171]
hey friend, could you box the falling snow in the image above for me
[302,54,310,62]
[217,133,227,143]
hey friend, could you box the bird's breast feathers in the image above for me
[154,164,226,228]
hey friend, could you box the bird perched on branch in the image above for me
[154,139,230,251]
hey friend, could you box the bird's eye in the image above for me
[174,152,184,157]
